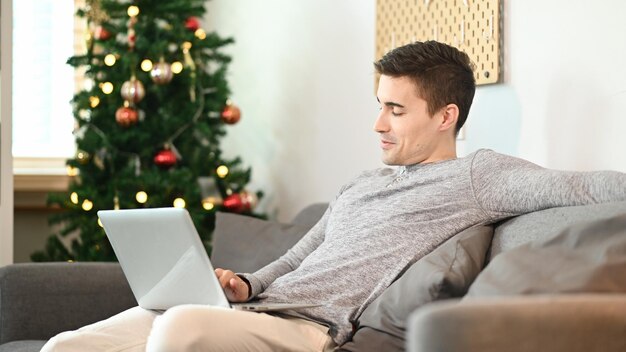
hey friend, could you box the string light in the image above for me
[194,29,206,40]
[89,96,100,108]
[202,202,215,210]
[216,165,229,178]
[82,199,94,211]
[66,166,79,176]
[104,54,117,66]
[70,192,79,204]
[97,218,104,227]
[141,59,153,72]
[101,82,114,94]
[173,198,186,208]
[171,61,183,74]
[127,5,140,17]
[136,191,148,204]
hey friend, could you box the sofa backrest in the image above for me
[490,200,626,260]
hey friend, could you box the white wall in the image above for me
[205,0,382,221]
[205,0,626,221]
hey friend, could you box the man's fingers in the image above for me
[216,269,234,288]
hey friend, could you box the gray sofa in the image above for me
[1,201,626,351]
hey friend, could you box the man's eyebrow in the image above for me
[376,97,405,109]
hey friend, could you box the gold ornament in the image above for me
[85,0,110,23]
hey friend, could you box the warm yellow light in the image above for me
[104,54,117,66]
[141,59,153,72]
[66,166,79,176]
[101,82,114,94]
[194,28,206,40]
[173,198,186,208]
[89,96,100,108]
[127,5,140,17]
[136,191,148,204]
[98,218,103,227]
[70,192,79,204]
[82,199,94,211]
[202,202,215,210]
[216,165,229,178]
[182,42,192,50]
[171,61,183,74]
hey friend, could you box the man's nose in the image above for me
[373,110,389,133]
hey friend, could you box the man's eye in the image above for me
[391,110,403,116]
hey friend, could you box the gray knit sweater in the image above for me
[242,149,626,344]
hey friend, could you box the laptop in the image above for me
[98,207,319,312]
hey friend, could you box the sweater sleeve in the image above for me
[470,149,626,220]
[239,207,331,298]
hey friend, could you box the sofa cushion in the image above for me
[339,225,493,352]
[0,340,46,352]
[491,200,626,259]
[467,213,626,297]
[210,212,311,273]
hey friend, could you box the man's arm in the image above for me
[470,149,626,220]
[236,207,331,299]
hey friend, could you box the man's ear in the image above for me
[439,104,459,132]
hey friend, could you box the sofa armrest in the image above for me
[407,295,626,352]
[0,263,136,344]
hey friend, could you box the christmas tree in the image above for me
[32,0,263,262]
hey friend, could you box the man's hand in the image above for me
[214,268,251,303]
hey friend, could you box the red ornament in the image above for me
[223,194,247,213]
[93,25,111,41]
[115,106,138,127]
[221,103,241,124]
[185,17,200,32]
[154,149,177,169]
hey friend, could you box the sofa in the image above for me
[1,201,625,351]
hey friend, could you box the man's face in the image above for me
[374,75,443,165]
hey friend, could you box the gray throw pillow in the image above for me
[466,213,626,297]
[210,212,310,273]
[339,225,494,352]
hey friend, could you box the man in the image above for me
[43,41,626,352]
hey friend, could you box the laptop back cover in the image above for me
[98,207,230,310]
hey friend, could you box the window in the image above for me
[12,0,75,160]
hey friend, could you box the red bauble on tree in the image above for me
[223,193,245,212]
[223,191,257,213]
[115,104,138,127]
[154,148,177,169]
[93,25,111,41]
[185,17,200,32]
[221,101,241,124]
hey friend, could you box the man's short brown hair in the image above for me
[374,41,476,135]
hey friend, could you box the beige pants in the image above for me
[41,305,336,352]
